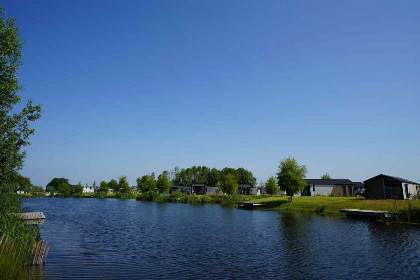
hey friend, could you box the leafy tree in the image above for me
[118,176,131,193]
[46,178,70,195]
[0,7,42,186]
[321,173,331,180]
[31,185,43,193]
[222,173,237,195]
[57,182,71,196]
[156,173,170,194]
[137,175,156,193]
[208,168,222,187]
[107,179,118,191]
[72,182,83,194]
[237,168,257,187]
[99,180,109,193]
[276,157,307,201]
[92,180,98,193]
[265,176,279,196]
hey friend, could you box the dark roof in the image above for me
[364,174,419,185]
[353,182,364,188]
[304,179,355,185]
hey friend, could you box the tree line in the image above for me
[45,166,257,196]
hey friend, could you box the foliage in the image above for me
[0,6,42,187]
[321,173,331,180]
[169,189,182,200]
[141,191,158,201]
[118,176,131,193]
[46,178,70,194]
[0,194,39,279]
[276,157,307,201]
[137,175,156,193]
[156,173,170,194]
[107,179,118,192]
[99,180,109,193]
[172,166,256,187]
[95,191,107,199]
[265,176,279,196]
[221,173,238,195]
[72,182,83,195]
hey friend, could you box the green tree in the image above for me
[222,173,237,195]
[107,179,118,192]
[321,173,331,180]
[118,176,131,193]
[265,176,279,196]
[46,178,70,195]
[236,168,257,187]
[57,182,71,196]
[0,7,42,186]
[156,173,170,194]
[72,182,83,194]
[276,157,307,201]
[137,175,156,193]
[99,180,109,193]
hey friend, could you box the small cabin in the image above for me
[364,174,419,200]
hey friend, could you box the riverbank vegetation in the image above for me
[0,194,39,279]
[250,196,420,223]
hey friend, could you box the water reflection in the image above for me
[21,198,420,280]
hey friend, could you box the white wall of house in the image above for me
[250,188,260,195]
[402,183,418,199]
[83,187,94,193]
[311,184,334,196]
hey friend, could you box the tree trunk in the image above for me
[290,195,293,202]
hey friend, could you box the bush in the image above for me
[141,191,158,201]
[95,192,107,199]
[115,192,136,199]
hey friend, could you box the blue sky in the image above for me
[4,0,420,187]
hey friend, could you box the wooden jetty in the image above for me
[237,202,266,209]
[339,209,394,219]
[14,212,45,224]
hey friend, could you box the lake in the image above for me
[21,198,420,279]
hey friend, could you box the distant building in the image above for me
[191,184,206,195]
[303,179,362,196]
[170,186,192,194]
[237,184,260,195]
[82,186,94,193]
[364,174,419,200]
[204,186,223,195]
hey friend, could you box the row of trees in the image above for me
[46,166,257,196]
[0,173,43,193]
[46,160,332,200]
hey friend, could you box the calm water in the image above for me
[21,198,420,279]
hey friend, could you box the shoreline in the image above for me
[20,194,420,224]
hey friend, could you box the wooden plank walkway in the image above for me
[16,212,46,220]
[237,202,265,209]
[339,209,394,219]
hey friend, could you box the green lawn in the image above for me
[251,195,420,214]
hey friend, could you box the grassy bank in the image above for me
[138,191,270,207]
[0,194,39,279]
[250,196,420,223]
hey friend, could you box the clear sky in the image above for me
[4,0,420,187]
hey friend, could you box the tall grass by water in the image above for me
[0,194,39,280]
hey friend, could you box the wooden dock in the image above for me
[339,209,394,219]
[13,212,45,224]
[237,202,265,209]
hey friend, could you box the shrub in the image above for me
[115,192,136,199]
[141,191,158,201]
[95,192,107,199]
